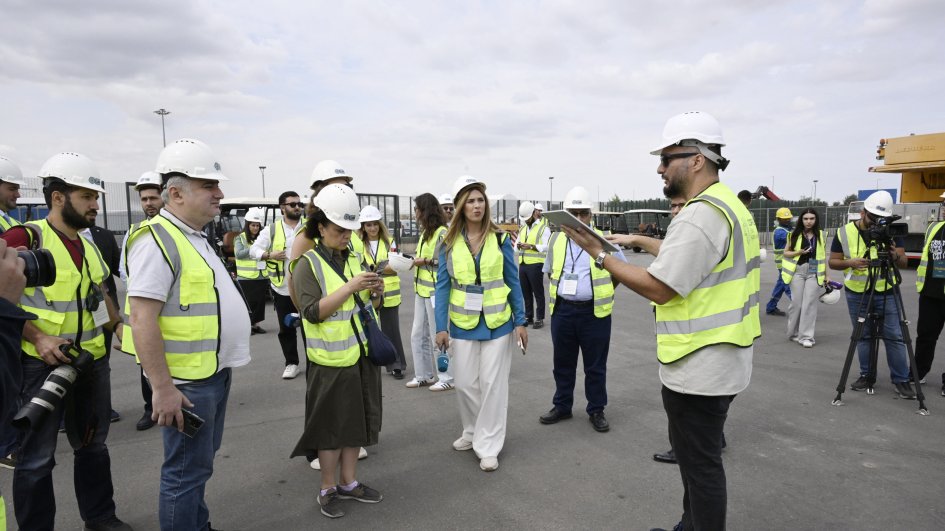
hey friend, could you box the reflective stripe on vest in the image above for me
[267,220,289,287]
[235,232,268,279]
[121,216,221,381]
[916,221,945,293]
[654,183,762,364]
[0,213,20,233]
[546,231,614,318]
[300,249,367,367]
[836,222,897,293]
[518,218,547,264]
[772,225,789,269]
[780,230,826,286]
[362,238,401,308]
[446,232,512,330]
[20,220,109,360]
[415,225,447,298]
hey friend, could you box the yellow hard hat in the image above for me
[776,207,792,219]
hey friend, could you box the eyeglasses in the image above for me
[282,202,303,208]
[660,152,699,167]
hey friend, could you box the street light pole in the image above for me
[153,108,170,147]
[259,166,267,197]
[813,179,818,203]
[548,176,554,208]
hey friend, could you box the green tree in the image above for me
[841,193,858,205]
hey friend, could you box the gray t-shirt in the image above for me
[647,200,753,396]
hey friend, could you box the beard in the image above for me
[285,209,301,221]
[62,196,95,229]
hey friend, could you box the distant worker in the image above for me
[439,193,455,220]
[914,191,945,395]
[737,189,752,208]
[0,156,24,233]
[564,111,760,531]
[251,191,305,380]
[828,190,913,399]
[517,201,549,328]
[765,207,793,316]
[234,208,269,335]
[539,186,625,433]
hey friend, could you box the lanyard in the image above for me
[565,239,585,273]
[462,230,484,285]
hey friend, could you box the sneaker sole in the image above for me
[430,385,454,392]
[337,492,383,504]
[317,495,345,518]
[453,441,473,451]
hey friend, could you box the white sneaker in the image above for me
[282,364,300,379]
[801,339,814,348]
[430,381,455,392]
[479,456,499,472]
[452,437,473,451]
[358,447,368,460]
[405,378,432,388]
[311,447,367,470]
[310,458,320,470]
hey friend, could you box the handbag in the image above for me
[316,248,398,366]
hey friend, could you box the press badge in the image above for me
[256,261,266,270]
[559,273,579,296]
[88,286,110,328]
[807,259,818,271]
[932,260,945,279]
[464,285,484,312]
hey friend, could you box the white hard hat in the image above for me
[940,191,945,199]
[452,175,484,203]
[864,190,894,217]
[359,204,383,223]
[244,208,265,224]
[314,183,361,230]
[388,252,414,273]
[0,156,25,186]
[563,186,592,210]
[135,171,162,191]
[759,248,768,263]
[820,286,842,305]
[535,203,544,211]
[518,201,535,219]
[155,139,228,181]
[438,193,454,206]
[310,160,353,189]
[38,152,106,193]
[651,111,729,170]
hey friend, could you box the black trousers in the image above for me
[519,263,546,320]
[915,293,945,382]
[378,305,408,372]
[239,278,268,324]
[273,291,300,366]
[662,386,733,531]
[550,300,610,414]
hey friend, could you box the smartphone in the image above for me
[179,408,205,438]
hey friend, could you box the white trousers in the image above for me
[451,334,514,459]
[786,263,822,342]
[409,296,454,383]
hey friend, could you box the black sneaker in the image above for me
[766,308,787,316]
[136,410,156,431]
[533,319,544,329]
[337,482,383,504]
[850,376,871,392]
[894,382,916,400]
[84,515,132,530]
[941,383,945,397]
[317,488,345,518]
[0,452,16,470]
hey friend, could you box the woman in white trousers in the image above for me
[783,208,829,348]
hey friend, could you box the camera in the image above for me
[18,248,57,287]
[867,214,908,244]
[12,342,94,431]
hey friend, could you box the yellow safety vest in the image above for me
[446,232,512,330]
[415,225,447,298]
[266,220,290,287]
[518,218,548,264]
[350,231,365,258]
[546,230,614,317]
[772,225,789,270]
[299,248,369,367]
[235,232,267,280]
[654,183,761,364]
[780,230,826,286]
[1,213,22,233]
[835,222,899,293]
[20,220,109,360]
[362,238,401,308]
[916,221,945,294]
[121,215,221,381]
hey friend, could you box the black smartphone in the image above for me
[179,408,205,438]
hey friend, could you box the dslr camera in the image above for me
[13,342,94,431]
[18,248,56,287]
[867,214,908,246]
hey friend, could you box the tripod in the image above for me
[832,236,929,414]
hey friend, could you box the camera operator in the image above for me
[828,190,913,399]
[0,153,131,530]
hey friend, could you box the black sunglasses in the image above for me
[660,152,699,167]
[282,202,304,208]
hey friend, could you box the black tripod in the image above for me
[832,237,929,415]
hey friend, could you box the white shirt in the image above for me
[647,200,753,396]
[250,218,299,296]
[521,218,551,254]
[543,236,627,301]
[126,208,251,378]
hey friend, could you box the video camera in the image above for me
[12,342,94,431]
[867,214,908,245]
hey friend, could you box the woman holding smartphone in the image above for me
[782,208,828,348]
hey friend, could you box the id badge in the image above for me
[464,285,484,312]
[256,261,267,270]
[807,259,818,271]
[932,259,945,279]
[91,302,110,328]
[560,273,579,296]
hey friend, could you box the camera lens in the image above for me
[18,248,57,288]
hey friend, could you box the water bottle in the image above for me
[436,348,449,372]
[284,312,301,328]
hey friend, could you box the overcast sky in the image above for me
[1,0,943,204]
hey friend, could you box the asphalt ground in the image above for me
[3,253,945,530]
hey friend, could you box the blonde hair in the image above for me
[443,185,500,251]
[358,219,392,247]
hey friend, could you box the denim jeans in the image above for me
[159,368,231,531]
[844,289,909,383]
[765,269,792,313]
[13,354,117,530]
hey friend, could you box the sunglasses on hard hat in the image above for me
[282,202,303,208]
[660,152,699,167]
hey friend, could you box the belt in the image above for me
[556,297,593,307]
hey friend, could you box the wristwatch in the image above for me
[594,250,608,269]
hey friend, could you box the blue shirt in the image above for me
[435,234,526,340]
[773,224,790,251]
